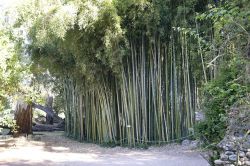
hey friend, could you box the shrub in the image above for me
[195,57,249,144]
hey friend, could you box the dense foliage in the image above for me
[0,15,23,130]
[1,0,249,147]
[12,0,202,145]
[195,0,250,144]
[197,57,249,144]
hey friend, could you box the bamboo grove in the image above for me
[63,30,197,146]
[11,0,249,146]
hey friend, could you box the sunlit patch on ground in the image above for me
[0,132,209,166]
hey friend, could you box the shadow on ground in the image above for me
[0,131,210,166]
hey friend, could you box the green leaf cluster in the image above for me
[15,0,125,87]
[194,0,250,144]
[196,56,249,144]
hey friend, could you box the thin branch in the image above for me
[207,54,223,67]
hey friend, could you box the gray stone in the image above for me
[245,161,250,166]
[224,142,235,151]
[247,152,250,158]
[229,154,237,161]
[225,151,234,155]
[240,147,248,152]
[243,157,249,161]
[214,159,225,165]
[0,128,10,135]
[224,146,232,151]
[195,112,205,121]
[218,141,225,149]
[190,140,199,149]
[221,154,229,161]
[239,157,248,162]
[243,142,250,149]
[181,139,191,146]
[239,151,245,157]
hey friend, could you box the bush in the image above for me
[0,109,18,133]
[195,57,249,144]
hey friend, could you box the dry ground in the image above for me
[0,132,210,166]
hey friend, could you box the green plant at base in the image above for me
[195,57,249,144]
[0,109,19,133]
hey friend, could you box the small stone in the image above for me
[240,147,248,152]
[225,151,234,155]
[226,142,234,148]
[243,142,250,149]
[224,143,235,151]
[214,159,225,165]
[245,161,250,166]
[239,151,245,157]
[243,157,249,161]
[229,154,237,161]
[239,157,244,162]
[247,152,250,158]
[217,140,226,149]
[190,140,199,149]
[195,111,205,121]
[181,139,190,146]
[224,146,232,151]
[221,154,229,161]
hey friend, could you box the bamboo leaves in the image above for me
[15,0,198,147]
[64,30,195,146]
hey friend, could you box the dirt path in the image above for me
[0,132,210,166]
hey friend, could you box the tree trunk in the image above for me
[15,101,33,135]
[32,102,63,123]
[45,96,54,124]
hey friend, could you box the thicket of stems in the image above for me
[64,31,196,146]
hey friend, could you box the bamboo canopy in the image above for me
[5,0,249,149]
[14,0,203,146]
[64,31,196,146]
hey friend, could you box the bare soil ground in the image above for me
[0,132,210,166]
